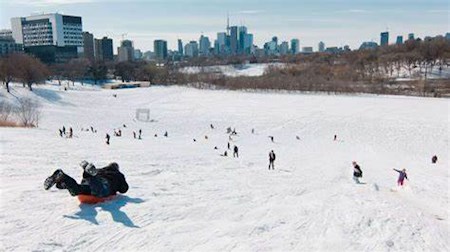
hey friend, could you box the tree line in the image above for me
[179,36,450,97]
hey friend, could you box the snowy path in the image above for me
[0,84,448,251]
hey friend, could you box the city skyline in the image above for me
[0,0,448,51]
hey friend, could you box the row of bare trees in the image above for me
[0,53,50,92]
[178,37,449,96]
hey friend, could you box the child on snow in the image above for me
[393,169,408,186]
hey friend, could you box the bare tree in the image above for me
[15,54,49,91]
[16,97,41,127]
[0,54,20,93]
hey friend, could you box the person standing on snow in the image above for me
[268,150,276,170]
[233,145,239,158]
[431,155,438,164]
[106,133,110,145]
[352,161,363,184]
[393,168,408,186]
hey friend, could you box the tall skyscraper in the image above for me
[244,33,253,54]
[83,32,95,62]
[238,26,247,54]
[199,35,211,56]
[11,13,83,63]
[279,41,289,55]
[95,36,113,62]
[380,32,389,46]
[118,39,134,62]
[154,39,168,60]
[396,35,403,45]
[184,41,198,57]
[230,26,238,55]
[217,32,227,55]
[291,39,299,54]
[318,41,325,52]
[177,39,183,55]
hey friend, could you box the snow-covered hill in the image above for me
[0,83,448,251]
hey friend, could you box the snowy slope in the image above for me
[0,83,448,251]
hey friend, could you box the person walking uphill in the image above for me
[393,168,408,186]
[44,161,128,198]
[268,150,276,170]
[352,161,363,184]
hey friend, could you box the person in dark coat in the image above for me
[393,168,408,186]
[233,145,239,158]
[69,127,73,138]
[106,133,110,145]
[334,134,337,141]
[352,161,363,184]
[269,136,274,142]
[268,150,276,170]
[59,129,63,137]
[133,131,136,139]
[44,161,128,197]
[164,131,168,137]
[210,124,214,129]
[431,155,438,164]
[227,142,231,150]
[62,126,66,135]
[138,129,142,139]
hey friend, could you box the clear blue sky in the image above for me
[0,0,448,51]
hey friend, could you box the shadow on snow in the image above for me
[63,195,144,228]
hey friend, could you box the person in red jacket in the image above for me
[44,161,128,197]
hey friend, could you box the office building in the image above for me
[94,36,113,62]
[83,31,94,61]
[177,39,183,55]
[291,39,299,54]
[0,36,23,56]
[199,35,210,56]
[408,33,415,40]
[0,29,13,38]
[230,26,238,54]
[184,41,198,58]
[318,41,325,52]
[359,41,378,50]
[279,41,289,55]
[238,26,247,54]
[134,49,142,60]
[11,13,83,63]
[380,31,389,46]
[154,39,168,60]
[302,47,313,53]
[117,39,134,62]
[217,32,227,55]
[244,33,253,54]
[396,35,403,45]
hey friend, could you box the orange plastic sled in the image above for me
[77,194,116,204]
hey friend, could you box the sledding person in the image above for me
[164,131,168,137]
[352,161,363,184]
[69,127,73,138]
[62,126,66,135]
[268,150,276,170]
[44,161,128,198]
[59,129,63,137]
[210,124,214,129]
[269,136,274,142]
[106,133,110,145]
[233,145,239,158]
[393,168,408,186]
[138,129,142,139]
[432,155,438,164]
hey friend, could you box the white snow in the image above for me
[180,63,284,77]
[0,83,448,251]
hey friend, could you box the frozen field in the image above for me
[0,83,448,251]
